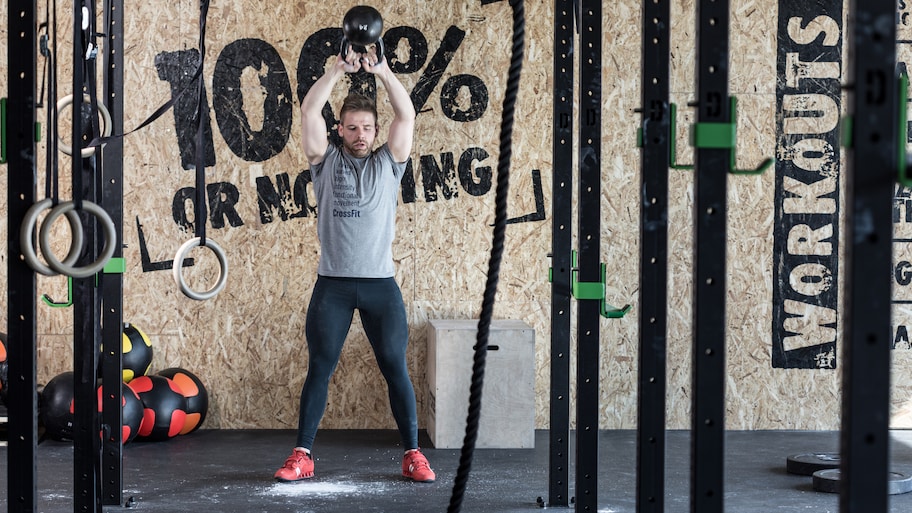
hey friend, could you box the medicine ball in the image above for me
[40,371,76,440]
[97,381,144,444]
[128,375,188,442]
[157,367,208,435]
[0,332,8,406]
[121,323,153,383]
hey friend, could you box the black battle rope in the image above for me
[447,1,524,511]
[195,0,210,245]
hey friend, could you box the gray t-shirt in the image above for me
[311,143,406,278]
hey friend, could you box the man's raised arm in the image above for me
[364,53,416,163]
[300,51,361,165]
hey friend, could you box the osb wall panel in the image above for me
[2,0,912,434]
[1,0,560,433]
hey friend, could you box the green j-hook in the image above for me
[570,250,631,319]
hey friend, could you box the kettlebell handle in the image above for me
[340,37,385,62]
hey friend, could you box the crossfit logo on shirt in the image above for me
[333,209,361,218]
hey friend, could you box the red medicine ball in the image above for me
[97,382,144,444]
[0,332,8,405]
[157,368,208,435]
[127,375,188,441]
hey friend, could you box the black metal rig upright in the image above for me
[548,0,574,507]
[840,1,897,511]
[637,0,671,511]
[691,0,731,511]
[575,0,602,510]
[71,0,104,510]
[100,0,127,505]
[6,0,40,508]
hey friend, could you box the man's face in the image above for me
[338,110,377,158]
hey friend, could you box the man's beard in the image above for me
[344,139,371,158]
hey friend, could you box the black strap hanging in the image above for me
[85,0,207,151]
[171,0,229,301]
[195,0,210,246]
[41,0,60,204]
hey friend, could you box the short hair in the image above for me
[339,93,378,124]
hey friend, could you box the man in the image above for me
[273,44,435,484]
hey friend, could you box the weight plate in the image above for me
[812,469,912,495]
[786,452,840,476]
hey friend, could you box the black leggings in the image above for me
[296,276,418,450]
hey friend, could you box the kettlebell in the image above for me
[340,5,385,60]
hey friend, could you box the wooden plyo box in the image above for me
[426,319,535,449]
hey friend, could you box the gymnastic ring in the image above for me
[56,93,113,158]
[20,198,85,276]
[38,200,117,278]
[172,237,229,301]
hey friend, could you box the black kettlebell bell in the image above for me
[340,5,384,60]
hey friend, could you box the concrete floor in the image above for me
[2,429,912,512]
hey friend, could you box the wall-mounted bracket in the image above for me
[41,276,73,308]
[897,72,911,187]
[570,250,631,319]
[635,102,694,170]
[841,114,854,149]
[691,96,774,175]
[103,257,126,274]
[41,257,125,309]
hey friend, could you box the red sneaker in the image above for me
[402,449,436,483]
[274,448,315,482]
